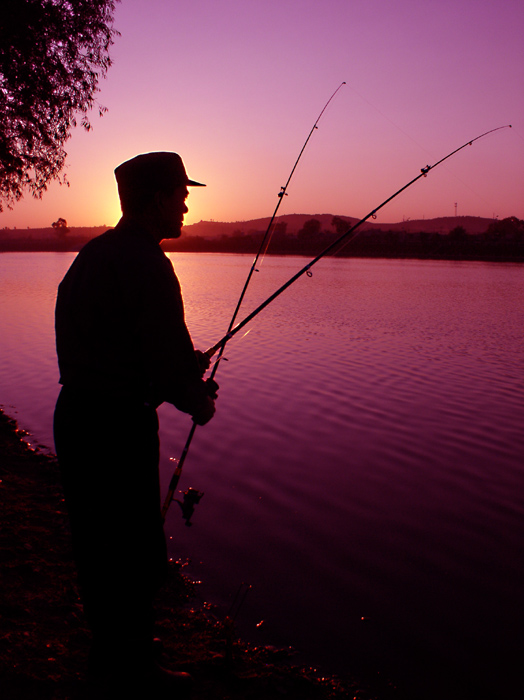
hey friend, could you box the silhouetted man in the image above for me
[54,152,217,696]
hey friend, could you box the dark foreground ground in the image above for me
[0,408,400,700]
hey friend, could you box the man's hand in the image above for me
[205,378,219,399]
[192,396,216,426]
[192,378,219,425]
[195,350,211,377]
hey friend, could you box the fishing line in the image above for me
[207,328,251,368]
[161,83,346,523]
[508,125,524,143]
[215,80,346,359]
[256,82,347,267]
[345,82,507,219]
[205,125,512,357]
[345,80,434,159]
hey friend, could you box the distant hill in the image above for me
[0,215,497,243]
[0,215,504,256]
[181,214,495,239]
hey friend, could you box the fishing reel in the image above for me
[175,487,204,526]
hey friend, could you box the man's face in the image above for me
[158,185,189,239]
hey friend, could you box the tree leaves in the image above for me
[0,0,120,212]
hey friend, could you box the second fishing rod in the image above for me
[203,125,511,362]
[165,123,511,523]
[162,83,347,523]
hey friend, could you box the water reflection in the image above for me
[1,252,523,698]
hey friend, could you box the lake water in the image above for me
[1,251,523,699]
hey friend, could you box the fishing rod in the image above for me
[205,125,512,358]
[211,81,346,376]
[161,83,347,523]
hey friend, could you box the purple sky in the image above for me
[3,0,523,229]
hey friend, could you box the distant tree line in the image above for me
[164,216,524,262]
[1,217,523,261]
[0,225,107,252]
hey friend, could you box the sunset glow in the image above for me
[2,0,523,230]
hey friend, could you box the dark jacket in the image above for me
[55,218,208,413]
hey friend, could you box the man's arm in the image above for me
[137,253,217,420]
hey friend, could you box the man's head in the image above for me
[114,152,205,239]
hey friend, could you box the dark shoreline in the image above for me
[0,239,522,264]
[0,408,394,699]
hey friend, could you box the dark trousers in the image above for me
[54,387,168,671]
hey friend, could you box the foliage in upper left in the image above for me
[0,0,119,213]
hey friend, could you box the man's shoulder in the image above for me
[75,226,178,298]
[76,226,119,255]
[79,222,164,263]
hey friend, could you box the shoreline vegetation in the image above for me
[1,214,523,262]
[0,407,396,699]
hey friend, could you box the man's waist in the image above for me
[59,373,150,403]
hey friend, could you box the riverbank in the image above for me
[0,408,395,699]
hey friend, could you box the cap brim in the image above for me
[187,179,206,187]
